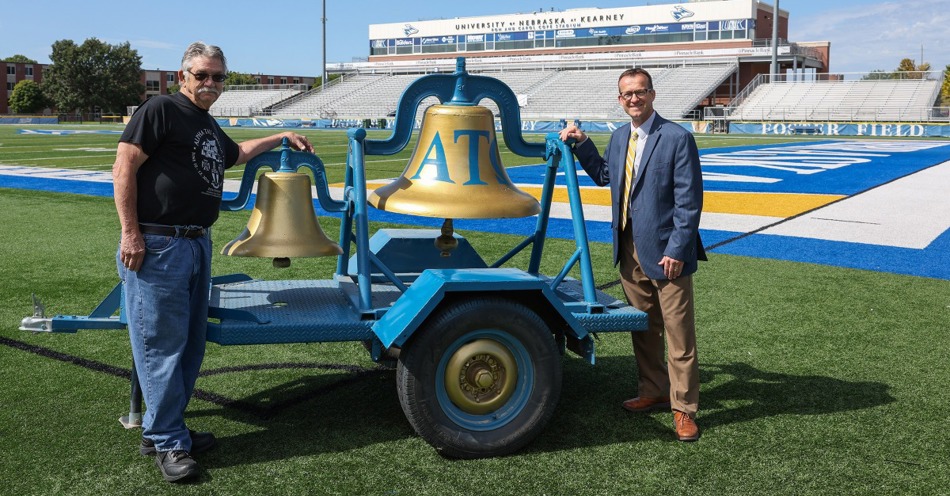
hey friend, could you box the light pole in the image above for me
[322,0,327,90]
[770,0,779,81]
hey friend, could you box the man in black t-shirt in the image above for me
[113,41,314,483]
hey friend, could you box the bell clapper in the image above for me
[435,218,459,257]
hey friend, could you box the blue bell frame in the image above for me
[20,57,649,444]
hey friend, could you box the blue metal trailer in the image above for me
[21,58,647,458]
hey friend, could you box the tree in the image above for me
[3,54,38,64]
[941,64,950,106]
[311,73,341,90]
[225,71,259,86]
[862,70,893,80]
[894,58,931,79]
[42,38,144,114]
[7,80,49,113]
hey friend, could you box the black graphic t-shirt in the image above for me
[120,91,239,227]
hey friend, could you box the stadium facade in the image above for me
[332,0,829,107]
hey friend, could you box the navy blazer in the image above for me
[572,113,706,280]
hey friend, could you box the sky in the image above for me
[1,0,946,77]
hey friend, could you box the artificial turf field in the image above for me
[0,124,947,494]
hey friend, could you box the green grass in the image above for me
[1,125,948,494]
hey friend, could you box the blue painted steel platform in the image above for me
[206,275,648,347]
[207,278,401,345]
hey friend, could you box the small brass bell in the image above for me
[222,171,342,268]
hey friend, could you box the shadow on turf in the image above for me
[177,355,893,466]
[185,363,414,468]
[530,356,894,452]
[692,361,895,429]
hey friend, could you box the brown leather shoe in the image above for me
[674,411,700,442]
[621,396,671,413]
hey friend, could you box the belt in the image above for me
[139,224,207,239]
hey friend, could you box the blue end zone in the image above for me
[698,140,950,194]
[712,229,950,280]
[0,175,115,197]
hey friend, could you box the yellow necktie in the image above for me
[621,131,638,230]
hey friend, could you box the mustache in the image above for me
[197,87,221,96]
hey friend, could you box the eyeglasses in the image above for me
[186,70,226,83]
[619,89,653,101]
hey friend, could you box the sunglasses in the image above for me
[186,69,226,83]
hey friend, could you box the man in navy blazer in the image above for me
[559,68,706,441]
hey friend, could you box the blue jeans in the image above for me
[117,228,211,452]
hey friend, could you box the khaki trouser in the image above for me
[618,228,700,416]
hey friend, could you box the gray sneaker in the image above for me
[141,430,216,456]
[155,450,199,482]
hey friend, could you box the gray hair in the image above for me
[181,41,227,72]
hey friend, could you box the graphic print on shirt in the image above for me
[192,128,224,198]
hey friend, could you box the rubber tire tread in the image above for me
[396,296,562,459]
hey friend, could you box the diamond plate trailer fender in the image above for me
[373,267,588,352]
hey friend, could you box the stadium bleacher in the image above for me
[264,63,739,121]
[210,63,943,125]
[209,86,306,117]
[727,77,942,122]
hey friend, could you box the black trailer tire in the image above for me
[396,296,562,459]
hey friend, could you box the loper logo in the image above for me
[672,5,694,21]
[192,128,224,195]
[403,24,419,36]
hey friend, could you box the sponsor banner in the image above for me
[730,122,950,138]
[496,32,531,42]
[385,19,745,45]
[421,36,456,45]
[717,19,748,31]
[231,118,307,128]
[339,44,786,71]
[3,117,58,125]
[679,21,710,31]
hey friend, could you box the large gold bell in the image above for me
[369,104,540,219]
[221,171,342,268]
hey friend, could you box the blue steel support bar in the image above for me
[346,128,374,313]
[551,249,583,289]
[549,134,598,304]
[336,146,357,276]
[489,234,536,269]
[367,251,409,293]
[88,282,123,319]
[525,139,562,274]
[37,283,127,332]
